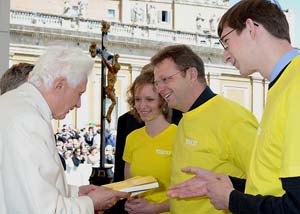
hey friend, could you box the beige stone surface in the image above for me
[11,0,64,15]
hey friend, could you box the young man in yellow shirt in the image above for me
[168,1,300,213]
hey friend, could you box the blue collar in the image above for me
[270,48,300,82]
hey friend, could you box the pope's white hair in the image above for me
[28,46,94,89]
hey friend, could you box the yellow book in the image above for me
[103,176,159,195]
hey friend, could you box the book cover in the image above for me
[103,176,159,195]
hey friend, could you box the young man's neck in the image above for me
[257,37,293,80]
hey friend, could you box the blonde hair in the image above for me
[127,64,170,122]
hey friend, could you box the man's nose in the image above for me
[154,81,164,95]
[223,50,232,64]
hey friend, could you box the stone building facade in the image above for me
[6,0,295,131]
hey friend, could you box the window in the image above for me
[108,9,116,18]
[161,10,169,22]
[70,5,79,16]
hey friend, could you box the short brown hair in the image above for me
[218,0,290,43]
[151,45,206,82]
[127,64,170,122]
[0,63,34,95]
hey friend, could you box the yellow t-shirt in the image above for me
[246,56,300,196]
[171,95,258,214]
[123,124,177,205]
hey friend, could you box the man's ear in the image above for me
[187,67,198,81]
[245,18,258,40]
[53,77,67,93]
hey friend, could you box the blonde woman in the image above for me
[123,64,177,214]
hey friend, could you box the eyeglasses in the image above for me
[154,71,182,88]
[219,29,236,50]
[219,23,259,50]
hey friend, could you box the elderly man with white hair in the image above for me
[0,46,128,214]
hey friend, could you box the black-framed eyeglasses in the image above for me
[219,29,236,50]
[219,23,259,50]
[154,71,182,88]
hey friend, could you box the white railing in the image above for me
[10,10,222,49]
[177,0,229,7]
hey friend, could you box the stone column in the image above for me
[120,0,130,24]
[0,0,10,76]
[207,72,221,94]
[131,64,143,82]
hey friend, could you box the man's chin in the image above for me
[239,69,255,77]
[53,114,67,120]
[164,97,171,105]
[166,100,175,109]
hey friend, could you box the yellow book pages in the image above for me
[103,176,158,191]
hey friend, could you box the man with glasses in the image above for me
[167,0,300,213]
[151,44,258,213]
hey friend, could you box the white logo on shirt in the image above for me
[156,149,171,155]
[185,138,198,146]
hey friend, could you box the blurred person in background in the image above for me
[0,62,34,95]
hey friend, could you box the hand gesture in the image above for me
[79,185,97,196]
[167,167,234,210]
[205,173,233,210]
[125,197,158,214]
[88,186,129,211]
[168,167,216,198]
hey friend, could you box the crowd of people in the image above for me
[54,124,116,185]
[1,0,300,213]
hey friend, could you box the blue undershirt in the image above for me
[270,48,299,83]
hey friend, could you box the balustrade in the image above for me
[10,10,222,49]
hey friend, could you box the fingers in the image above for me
[127,195,139,202]
[88,187,128,211]
[167,167,218,199]
[125,198,147,214]
[168,184,208,198]
[125,200,136,213]
[173,191,206,199]
[79,185,97,196]
[112,190,130,200]
[168,181,190,190]
[110,190,129,206]
[181,166,201,174]
[181,167,215,179]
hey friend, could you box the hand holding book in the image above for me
[103,176,159,196]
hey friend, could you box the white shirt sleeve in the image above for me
[2,113,94,214]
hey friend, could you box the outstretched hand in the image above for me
[205,173,233,210]
[168,167,234,210]
[167,167,217,198]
